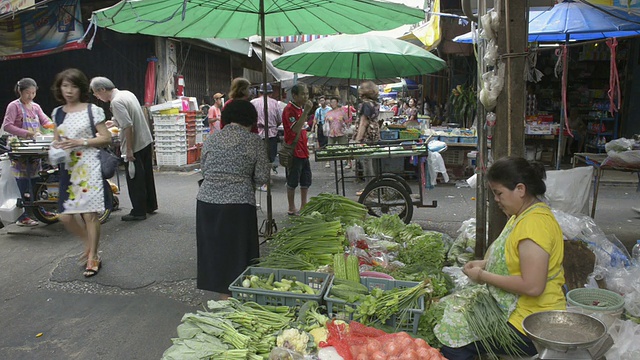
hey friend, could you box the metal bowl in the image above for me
[522,311,607,352]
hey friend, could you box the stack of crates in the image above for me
[185,111,199,165]
[153,114,188,166]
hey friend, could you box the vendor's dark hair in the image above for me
[330,96,340,102]
[487,156,546,196]
[221,100,258,127]
[291,83,307,96]
[15,78,38,97]
[51,68,91,103]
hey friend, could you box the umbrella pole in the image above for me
[260,1,276,238]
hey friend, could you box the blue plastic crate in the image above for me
[229,267,331,307]
[440,136,459,144]
[380,130,399,140]
[323,277,425,334]
[458,136,477,144]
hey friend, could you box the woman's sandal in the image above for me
[84,258,102,278]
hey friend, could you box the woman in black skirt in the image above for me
[196,100,270,298]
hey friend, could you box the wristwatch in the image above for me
[82,139,88,146]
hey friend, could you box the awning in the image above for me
[251,45,295,82]
[201,38,251,55]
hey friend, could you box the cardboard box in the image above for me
[525,123,552,135]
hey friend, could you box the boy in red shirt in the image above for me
[282,84,313,215]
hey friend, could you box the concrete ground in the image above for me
[0,157,638,359]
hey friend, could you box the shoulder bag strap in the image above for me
[86,103,97,139]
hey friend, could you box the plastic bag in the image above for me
[605,137,633,153]
[427,151,448,186]
[269,347,306,360]
[0,158,23,223]
[544,166,594,215]
[605,319,640,360]
[447,218,476,266]
[345,224,366,244]
[48,145,70,166]
[442,266,472,291]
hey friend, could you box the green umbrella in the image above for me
[272,34,447,80]
[90,0,424,39]
[91,0,425,236]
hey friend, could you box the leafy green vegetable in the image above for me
[364,214,407,240]
[398,231,446,270]
[416,300,446,348]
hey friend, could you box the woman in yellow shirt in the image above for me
[438,157,565,360]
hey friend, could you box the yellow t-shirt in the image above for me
[505,204,566,334]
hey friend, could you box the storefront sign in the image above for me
[0,0,35,15]
[0,0,86,61]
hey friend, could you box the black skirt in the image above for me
[196,201,259,294]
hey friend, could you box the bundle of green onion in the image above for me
[258,217,346,270]
[300,193,368,224]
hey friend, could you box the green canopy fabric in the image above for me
[90,0,425,39]
[272,34,446,80]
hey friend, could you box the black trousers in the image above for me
[124,144,158,216]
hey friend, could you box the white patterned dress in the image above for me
[53,105,106,214]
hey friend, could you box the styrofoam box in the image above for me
[153,123,187,133]
[155,133,187,142]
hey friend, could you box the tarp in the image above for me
[0,0,86,61]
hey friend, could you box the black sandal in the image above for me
[83,258,102,277]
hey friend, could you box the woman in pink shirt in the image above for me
[1,78,53,226]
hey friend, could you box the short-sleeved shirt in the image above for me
[110,89,153,154]
[356,100,380,143]
[282,102,308,159]
[325,108,349,137]
[208,105,221,133]
[505,204,566,333]
[314,105,330,125]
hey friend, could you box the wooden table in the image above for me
[573,152,640,218]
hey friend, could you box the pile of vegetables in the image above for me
[162,299,294,360]
[322,320,447,360]
[332,254,361,283]
[300,193,368,224]
[364,214,408,240]
[355,280,432,330]
[258,216,345,270]
[240,273,318,295]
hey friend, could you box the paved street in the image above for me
[1,159,638,359]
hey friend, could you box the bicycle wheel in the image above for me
[358,179,413,223]
[32,182,60,224]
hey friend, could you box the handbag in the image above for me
[54,105,120,179]
[86,105,120,179]
[277,122,302,169]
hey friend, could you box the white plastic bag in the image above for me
[544,166,594,215]
[605,319,640,360]
[0,158,23,223]
[427,151,449,186]
[48,145,70,165]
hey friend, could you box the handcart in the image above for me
[315,139,437,223]
[7,138,118,224]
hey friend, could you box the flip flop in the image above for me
[287,211,299,216]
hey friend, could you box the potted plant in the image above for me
[448,84,477,128]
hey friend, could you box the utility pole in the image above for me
[488,0,528,243]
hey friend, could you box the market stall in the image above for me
[315,140,437,223]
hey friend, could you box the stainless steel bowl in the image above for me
[522,310,607,352]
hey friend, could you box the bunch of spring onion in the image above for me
[355,279,433,330]
[463,289,526,359]
[162,298,294,360]
[299,193,368,224]
[258,217,345,270]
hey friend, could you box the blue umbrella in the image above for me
[453,2,640,44]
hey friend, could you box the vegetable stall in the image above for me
[161,194,491,359]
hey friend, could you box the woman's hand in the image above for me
[463,263,486,284]
[56,137,84,150]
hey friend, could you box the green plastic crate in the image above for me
[323,277,425,334]
[229,267,331,307]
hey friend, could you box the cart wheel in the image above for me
[32,183,60,224]
[358,179,413,223]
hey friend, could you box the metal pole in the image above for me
[260,0,276,237]
[556,33,570,170]
[475,0,488,259]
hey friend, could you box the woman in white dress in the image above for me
[51,69,112,277]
